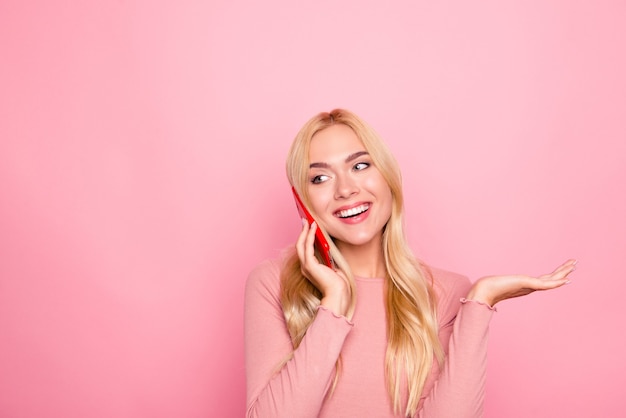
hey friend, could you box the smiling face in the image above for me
[307,124,393,251]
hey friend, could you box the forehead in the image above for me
[309,124,365,162]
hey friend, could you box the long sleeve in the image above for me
[415,269,496,418]
[245,261,495,418]
[416,299,494,418]
[244,260,353,418]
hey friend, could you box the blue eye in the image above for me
[354,162,370,171]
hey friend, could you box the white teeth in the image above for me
[336,204,370,218]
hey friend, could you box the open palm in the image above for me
[467,259,577,306]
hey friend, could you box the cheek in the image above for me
[307,188,333,217]
[366,175,392,199]
[380,189,393,218]
[370,177,393,215]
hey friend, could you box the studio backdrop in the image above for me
[1,1,625,417]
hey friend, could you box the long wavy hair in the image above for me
[281,109,444,417]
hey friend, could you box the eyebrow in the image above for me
[309,151,369,169]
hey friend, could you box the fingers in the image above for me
[295,218,308,264]
[532,259,577,293]
[531,276,569,291]
[304,221,318,264]
[295,218,320,275]
[552,259,577,275]
[541,259,578,282]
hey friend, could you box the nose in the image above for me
[334,173,359,199]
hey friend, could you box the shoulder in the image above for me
[425,265,472,324]
[428,265,472,299]
[245,258,283,303]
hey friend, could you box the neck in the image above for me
[336,235,386,278]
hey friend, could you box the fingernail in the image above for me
[301,218,307,226]
[565,280,572,285]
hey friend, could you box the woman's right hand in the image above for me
[296,219,350,317]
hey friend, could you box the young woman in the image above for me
[244,109,575,418]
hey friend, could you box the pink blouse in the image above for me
[245,259,495,417]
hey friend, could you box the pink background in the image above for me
[1,1,625,417]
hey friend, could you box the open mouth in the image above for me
[334,203,371,218]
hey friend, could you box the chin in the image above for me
[333,233,381,248]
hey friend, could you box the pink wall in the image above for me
[1,1,624,417]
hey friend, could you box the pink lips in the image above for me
[333,202,371,224]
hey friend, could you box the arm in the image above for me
[416,260,576,417]
[244,260,353,418]
[416,277,495,418]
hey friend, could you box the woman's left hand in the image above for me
[466,259,577,307]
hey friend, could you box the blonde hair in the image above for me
[281,109,443,417]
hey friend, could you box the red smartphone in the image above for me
[291,186,334,268]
